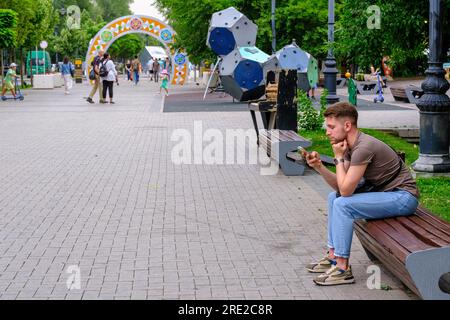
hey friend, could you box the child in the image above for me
[159,69,169,96]
[1,63,18,99]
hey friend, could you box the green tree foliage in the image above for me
[109,34,145,60]
[0,0,54,48]
[155,0,333,64]
[95,0,132,22]
[25,0,55,48]
[50,0,133,59]
[336,0,450,76]
[0,9,18,81]
[0,9,18,49]
[51,9,105,58]
[156,0,449,76]
[297,89,327,131]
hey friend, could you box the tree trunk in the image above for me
[20,48,25,88]
[1,49,4,86]
[30,47,34,87]
[9,48,14,65]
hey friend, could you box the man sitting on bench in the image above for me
[301,102,419,286]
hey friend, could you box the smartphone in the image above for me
[297,146,307,154]
[297,146,308,159]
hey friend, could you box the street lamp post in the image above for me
[412,0,450,173]
[271,0,276,54]
[323,0,339,105]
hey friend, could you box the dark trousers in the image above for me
[153,71,159,82]
[102,80,114,99]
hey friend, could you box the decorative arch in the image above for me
[85,15,188,85]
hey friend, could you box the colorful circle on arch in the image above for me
[160,29,173,42]
[101,30,113,42]
[130,18,143,30]
[174,53,186,65]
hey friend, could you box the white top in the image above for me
[101,59,117,81]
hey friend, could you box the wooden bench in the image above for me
[390,86,409,102]
[259,129,311,175]
[354,206,450,299]
[355,81,380,95]
[405,85,424,104]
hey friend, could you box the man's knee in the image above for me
[328,191,338,203]
[333,196,355,214]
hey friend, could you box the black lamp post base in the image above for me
[412,154,450,173]
[325,93,339,105]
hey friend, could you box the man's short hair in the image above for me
[324,102,358,125]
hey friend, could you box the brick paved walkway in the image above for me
[0,79,417,299]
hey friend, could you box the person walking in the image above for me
[159,69,169,96]
[61,56,74,95]
[165,57,171,72]
[87,50,105,104]
[125,60,132,81]
[152,58,160,83]
[146,59,152,76]
[131,55,141,85]
[100,53,118,104]
[302,102,418,286]
[158,58,164,72]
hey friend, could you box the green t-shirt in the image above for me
[5,69,16,83]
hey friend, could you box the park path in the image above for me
[0,77,416,299]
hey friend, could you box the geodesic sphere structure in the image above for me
[206,7,258,57]
[275,43,310,72]
[219,75,266,102]
[218,47,271,101]
[220,47,270,89]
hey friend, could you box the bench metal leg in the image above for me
[406,247,450,300]
[249,110,259,145]
[272,140,311,176]
[268,111,277,130]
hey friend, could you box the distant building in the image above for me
[139,46,169,73]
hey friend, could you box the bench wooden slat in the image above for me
[354,222,420,295]
[358,221,410,263]
[396,217,450,247]
[415,207,450,235]
[373,220,434,253]
[284,131,310,142]
[408,215,450,242]
[355,206,450,299]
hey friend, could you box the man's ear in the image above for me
[344,120,352,132]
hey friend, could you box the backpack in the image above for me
[99,61,108,77]
[89,68,96,80]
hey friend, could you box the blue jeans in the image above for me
[134,70,139,84]
[327,190,418,258]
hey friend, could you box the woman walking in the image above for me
[101,53,118,104]
[61,56,74,95]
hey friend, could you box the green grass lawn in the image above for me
[299,128,450,222]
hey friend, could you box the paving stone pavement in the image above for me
[0,79,417,300]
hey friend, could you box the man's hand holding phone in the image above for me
[298,146,322,170]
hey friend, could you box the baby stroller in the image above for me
[1,77,24,101]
